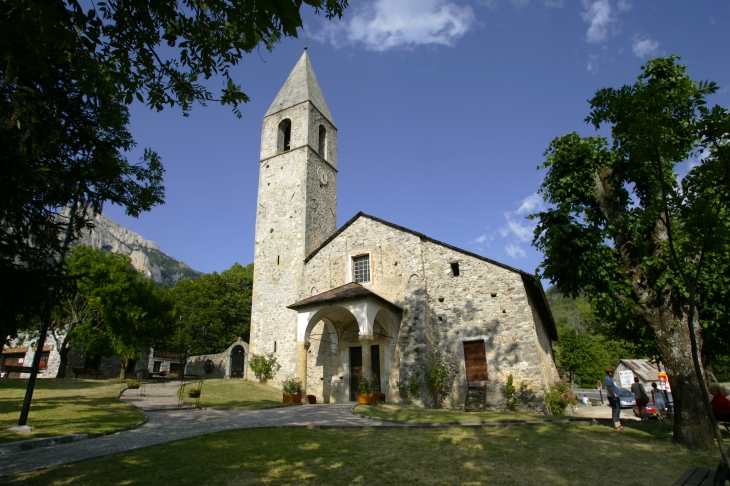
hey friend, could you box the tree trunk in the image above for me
[644,303,714,450]
[56,346,70,378]
[120,357,128,379]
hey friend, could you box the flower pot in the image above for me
[306,394,317,404]
[358,393,375,405]
[128,385,140,390]
[283,393,302,404]
[188,392,200,398]
[375,392,386,403]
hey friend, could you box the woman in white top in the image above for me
[651,382,666,420]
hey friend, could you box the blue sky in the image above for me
[104,0,730,281]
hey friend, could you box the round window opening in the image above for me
[203,359,215,374]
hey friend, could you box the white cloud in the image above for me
[499,217,534,242]
[469,233,495,245]
[586,55,599,73]
[581,0,614,44]
[515,193,544,215]
[315,0,475,51]
[617,0,632,11]
[505,244,527,259]
[632,37,659,58]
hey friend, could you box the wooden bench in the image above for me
[2,365,34,377]
[72,368,103,379]
[674,463,729,486]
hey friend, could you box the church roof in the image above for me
[265,51,334,124]
[287,282,402,311]
[303,212,557,340]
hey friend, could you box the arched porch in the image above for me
[287,283,402,403]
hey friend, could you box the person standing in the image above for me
[631,376,647,420]
[651,382,666,420]
[604,367,623,430]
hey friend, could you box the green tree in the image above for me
[49,246,174,378]
[168,263,253,373]
[531,57,730,451]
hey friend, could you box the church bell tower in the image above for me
[249,51,338,380]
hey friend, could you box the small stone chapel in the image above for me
[248,51,559,410]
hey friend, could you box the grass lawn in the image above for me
[7,422,718,485]
[179,379,282,409]
[0,379,144,444]
[356,403,576,422]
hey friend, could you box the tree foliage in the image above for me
[168,263,253,365]
[532,56,730,450]
[50,246,174,376]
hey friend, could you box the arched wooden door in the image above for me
[231,346,245,378]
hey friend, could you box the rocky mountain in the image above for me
[77,213,202,285]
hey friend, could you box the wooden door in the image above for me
[231,346,245,378]
[350,346,362,401]
[371,345,381,393]
[2,353,26,378]
[463,340,488,382]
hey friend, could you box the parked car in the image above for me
[618,388,636,408]
[634,399,658,419]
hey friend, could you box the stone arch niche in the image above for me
[184,338,249,380]
[278,118,291,152]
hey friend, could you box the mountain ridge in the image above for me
[77,213,202,285]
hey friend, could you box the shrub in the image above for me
[125,379,140,387]
[282,377,302,395]
[396,374,422,405]
[358,377,374,395]
[506,375,535,411]
[249,353,281,383]
[546,380,577,415]
[426,358,452,408]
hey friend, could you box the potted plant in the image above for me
[358,377,375,405]
[188,388,201,398]
[126,379,140,390]
[282,377,303,404]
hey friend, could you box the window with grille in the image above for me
[352,255,371,283]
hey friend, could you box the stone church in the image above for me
[249,51,559,410]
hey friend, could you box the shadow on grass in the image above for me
[8,423,720,485]
[356,403,567,423]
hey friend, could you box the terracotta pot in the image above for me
[358,393,375,405]
[188,392,200,398]
[128,385,140,390]
[306,394,317,404]
[375,392,386,403]
[283,393,302,404]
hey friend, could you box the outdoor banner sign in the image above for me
[658,372,670,391]
[619,370,634,389]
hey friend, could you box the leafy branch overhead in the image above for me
[3,0,348,117]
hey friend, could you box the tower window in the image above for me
[450,262,460,276]
[278,119,291,153]
[353,255,371,283]
[318,125,326,158]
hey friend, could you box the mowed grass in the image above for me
[179,379,282,409]
[356,403,577,423]
[7,422,718,485]
[0,379,144,444]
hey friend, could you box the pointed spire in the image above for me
[265,51,334,124]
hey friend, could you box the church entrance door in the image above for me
[349,345,382,400]
[231,345,245,378]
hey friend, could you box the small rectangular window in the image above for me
[353,255,371,283]
[450,262,460,276]
[153,361,161,373]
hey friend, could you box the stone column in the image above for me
[297,341,310,395]
[360,337,373,389]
